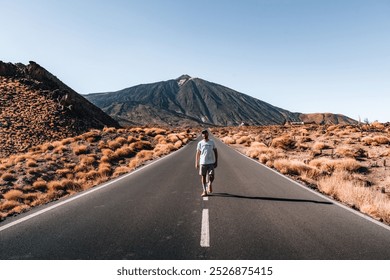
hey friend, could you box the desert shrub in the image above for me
[40,143,54,152]
[98,162,111,177]
[145,128,166,137]
[77,170,99,181]
[299,136,313,143]
[221,136,236,144]
[103,127,117,133]
[53,144,68,154]
[60,179,82,192]
[309,158,363,174]
[0,200,20,212]
[80,155,96,166]
[113,166,131,177]
[174,140,183,149]
[373,135,390,145]
[22,193,40,203]
[3,189,23,201]
[136,150,154,161]
[14,155,27,163]
[73,144,89,155]
[326,125,340,132]
[61,137,76,145]
[312,142,331,151]
[236,136,250,145]
[128,158,139,170]
[127,135,137,143]
[47,181,64,192]
[98,140,107,150]
[335,146,367,158]
[273,159,316,176]
[361,137,374,145]
[246,146,268,159]
[154,134,166,144]
[167,134,180,143]
[154,143,175,157]
[259,154,271,164]
[100,155,110,163]
[371,122,385,130]
[114,145,135,158]
[32,180,48,192]
[1,172,16,182]
[130,141,152,151]
[271,136,296,150]
[107,139,122,150]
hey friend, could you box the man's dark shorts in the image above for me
[199,164,215,177]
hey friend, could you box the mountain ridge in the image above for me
[86,75,357,127]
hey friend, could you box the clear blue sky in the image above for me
[1,0,389,122]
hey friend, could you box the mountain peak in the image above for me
[176,74,193,87]
[176,74,191,80]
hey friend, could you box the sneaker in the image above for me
[201,191,207,197]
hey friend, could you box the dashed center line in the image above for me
[200,209,210,247]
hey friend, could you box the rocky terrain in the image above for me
[212,122,390,225]
[0,126,196,221]
[86,75,357,127]
[0,61,119,158]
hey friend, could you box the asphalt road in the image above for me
[1,135,390,259]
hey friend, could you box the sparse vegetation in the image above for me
[0,127,196,221]
[212,123,390,225]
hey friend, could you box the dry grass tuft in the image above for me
[154,143,175,157]
[271,136,296,150]
[0,200,21,212]
[113,166,131,177]
[335,146,367,158]
[273,159,318,177]
[1,172,16,182]
[73,144,89,155]
[3,189,24,201]
[221,136,236,144]
[373,135,390,145]
[309,158,364,174]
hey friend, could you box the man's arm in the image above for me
[195,150,201,169]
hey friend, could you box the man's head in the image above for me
[201,129,209,140]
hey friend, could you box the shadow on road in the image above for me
[209,192,333,205]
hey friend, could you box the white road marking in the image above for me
[200,209,210,247]
[203,196,209,201]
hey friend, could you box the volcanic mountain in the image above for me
[0,61,119,158]
[86,75,357,127]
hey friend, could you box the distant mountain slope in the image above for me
[86,75,303,126]
[299,113,357,125]
[0,61,119,158]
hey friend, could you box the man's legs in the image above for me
[201,175,208,196]
[208,169,214,193]
[200,165,208,196]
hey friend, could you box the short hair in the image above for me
[201,130,208,134]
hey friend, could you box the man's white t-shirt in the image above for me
[197,139,216,165]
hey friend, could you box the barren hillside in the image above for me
[0,61,119,158]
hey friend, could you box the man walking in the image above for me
[195,130,218,197]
